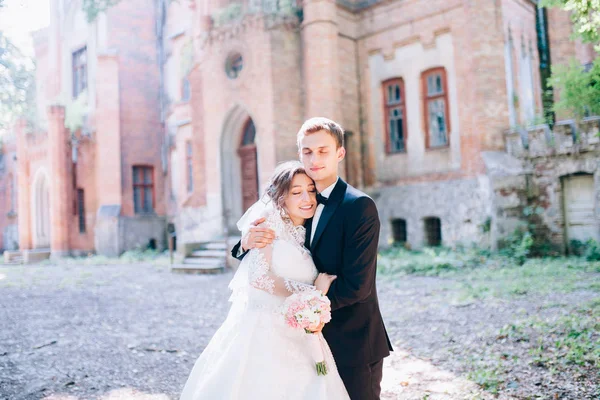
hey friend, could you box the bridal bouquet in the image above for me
[282,290,332,375]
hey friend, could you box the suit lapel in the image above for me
[310,178,347,251]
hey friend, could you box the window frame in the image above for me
[382,78,408,154]
[72,46,88,99]
[391,218,407,244]
[181,76,191,102]
[133,165,155,214]
[424,216,442,247]
[421,67,451,150]
[77,188,86,234]
[186,141,193,194]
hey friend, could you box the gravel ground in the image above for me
[0,263,597,400]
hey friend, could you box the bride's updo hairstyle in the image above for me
[265,161,310,213]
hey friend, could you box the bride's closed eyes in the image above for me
[291,186,316,196]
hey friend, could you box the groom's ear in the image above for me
[337,146,346,162]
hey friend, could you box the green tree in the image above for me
[540,0,600,51]
[0,31,36,132]
[549,58,600,119]
[540,0,600,121]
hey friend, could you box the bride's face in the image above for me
[284,173,317,224]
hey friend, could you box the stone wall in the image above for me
[95,207,167,257]
[491,118,600,253]
[373,176,492,250]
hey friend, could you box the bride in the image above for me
[180,161,350,400]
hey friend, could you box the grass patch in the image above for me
[529,299,600,372]
[379,248,600,300]
[378,246,492,277]
[467,368,503,395]
[457,258,600,300]
[468,300,600,394]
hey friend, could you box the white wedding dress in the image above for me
[180,204,350,400]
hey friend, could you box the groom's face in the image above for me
[299,130,345,182]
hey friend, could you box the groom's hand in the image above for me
[315,273,337,295]
[241,217,276,250]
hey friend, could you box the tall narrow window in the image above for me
[181,77,191,102]
[9,173,15,213]
[383,78,407,153]
[391,218,407,244]
[422,68,450,148]
[519,39,536,123]
[77,189,86,233]
[186,141,193,193]
[504,29,517,127]
[424,217,442,247]
[133,166,154,214]
[72,162,78,215]
[72,47,87,98]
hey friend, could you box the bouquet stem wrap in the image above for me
[306,332,327,376]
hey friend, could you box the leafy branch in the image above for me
[540,0,600,124]
[0,31,36,132]
[539,0,600,51]
[82,0,121,23]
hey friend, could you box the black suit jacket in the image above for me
[231,178,392,366]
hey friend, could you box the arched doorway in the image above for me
[32,170,51,248]
[238,119,259,212]
[221,106,260,234]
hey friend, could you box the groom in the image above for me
[231,117,393,400]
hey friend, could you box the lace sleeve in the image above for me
[246,245,315,296]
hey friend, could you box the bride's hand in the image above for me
[241,218,276,250]
[314,273,337,295]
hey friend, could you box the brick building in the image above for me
[4,0,166,260]
[164,0,598,253]
[1,0,598,260]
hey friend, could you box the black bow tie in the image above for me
[316,193,329,206]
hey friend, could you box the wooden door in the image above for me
[238,120,258,212]
[564,175,597,244]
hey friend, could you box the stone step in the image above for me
[182,257,224,266]
[171,264,225,275]
[189,250,227,258]
[198,242,227,251]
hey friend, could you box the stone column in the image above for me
[301,0,340,121]
[47,105,71,257]
[15,119,32,251]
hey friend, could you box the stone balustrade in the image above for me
[504,117,600,159]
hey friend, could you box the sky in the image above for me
[0,0,50,56]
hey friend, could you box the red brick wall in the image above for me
[107,0,165,218]
[69,136,97,253]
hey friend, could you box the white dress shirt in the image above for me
[309,177,339,246]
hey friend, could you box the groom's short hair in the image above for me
[297,117,345,149]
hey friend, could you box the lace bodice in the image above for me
[244,210,318,297]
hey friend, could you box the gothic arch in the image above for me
[220,104,259,233]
